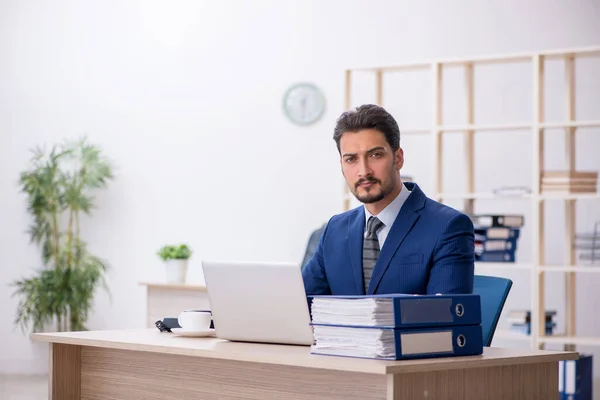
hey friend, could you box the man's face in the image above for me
[339,129,403,204]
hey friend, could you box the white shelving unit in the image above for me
[342,45,600,351]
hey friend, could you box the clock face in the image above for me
[282,83,326,125]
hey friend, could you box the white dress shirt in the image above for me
[364,182,412,249]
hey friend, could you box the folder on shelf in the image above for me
[507,310,556,324]
[308,293,481,328]
[469,214,524,228]
[476,249,516,262]
[310,324,484,360]
[559,354,593,400]
[474,226,520,240]
[509,322,556,336]
[475,237,519,253]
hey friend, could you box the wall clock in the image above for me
[282,83,326,126]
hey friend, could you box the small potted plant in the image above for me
[157,244,192,283]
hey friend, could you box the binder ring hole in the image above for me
[455,303,464,317]
[457,334,466,348]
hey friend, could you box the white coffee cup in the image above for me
[177,309,212,331]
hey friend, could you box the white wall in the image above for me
[1,0,599,387]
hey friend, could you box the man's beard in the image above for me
[351,176,395,204]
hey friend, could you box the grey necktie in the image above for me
[363,216,384,292]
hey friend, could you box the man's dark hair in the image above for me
[333,104,400,153]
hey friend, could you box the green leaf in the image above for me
[157,244,192,261]
[11,136,115,333]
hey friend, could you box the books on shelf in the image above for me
[469,214,524,228]
[476,250,516,262]
[575,221,600,264]
[471,215,523,263]
[474,226,521,240]
[506,310,556,336]
[541,170,598,194]
[308,294,483,360]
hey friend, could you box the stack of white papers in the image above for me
[310,297,395,327]
[311,325,396,359]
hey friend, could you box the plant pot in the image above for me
[165,259,188,284]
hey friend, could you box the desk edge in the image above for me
[384,349,579,374]
[30,332,389,375]
[30,332,578,375]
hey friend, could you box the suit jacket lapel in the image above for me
[367,184,426,294]
[347,208,366,294]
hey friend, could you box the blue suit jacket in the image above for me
[302,182,475,296]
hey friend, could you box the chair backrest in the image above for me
[301,224,325,268]
[473,275,513,346]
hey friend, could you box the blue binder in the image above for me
[308,293,481,328]
[310,324,484,360]
[474,226,520,240]
[475,236,519,254]
[559,354,593,400]
[476,249,516,262]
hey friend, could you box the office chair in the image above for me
[472,274,513,347]
[300,224,325,268]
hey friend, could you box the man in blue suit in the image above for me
[302,104,475,296]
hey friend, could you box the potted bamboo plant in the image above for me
[157,244,192,284]
[11,137,114,332]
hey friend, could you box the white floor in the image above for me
[0,375,47,400]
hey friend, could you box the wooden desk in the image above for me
[31,328,576,400]
[139,282,209,327]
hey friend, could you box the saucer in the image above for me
[171,328,215,338]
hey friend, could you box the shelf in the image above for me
[539,266,600,273]
[388,120,599,135]
[348,46,600,73]
[343,45,600,355]
[399,120,600,134]
[475,262,532,270]
[436,192,599,200]
[541,120,600,129]
[437,123,532,132]
[541,45,600,59]
[538,335,600,347]
[539,193,599,200]
[436,192,531,200]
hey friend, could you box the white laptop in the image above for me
[201,260,314,346]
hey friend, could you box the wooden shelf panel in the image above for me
[541,46,600,59]
[399,120,600,134]
[538,336,600,346]
[539,193,599,200]
[347,45,600,72]
[539,266,600,273]
[438,123,532,132]
[541,120,600,129]
[436,193,532,200]
[383,120,600,134]
[435,192,599,200]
